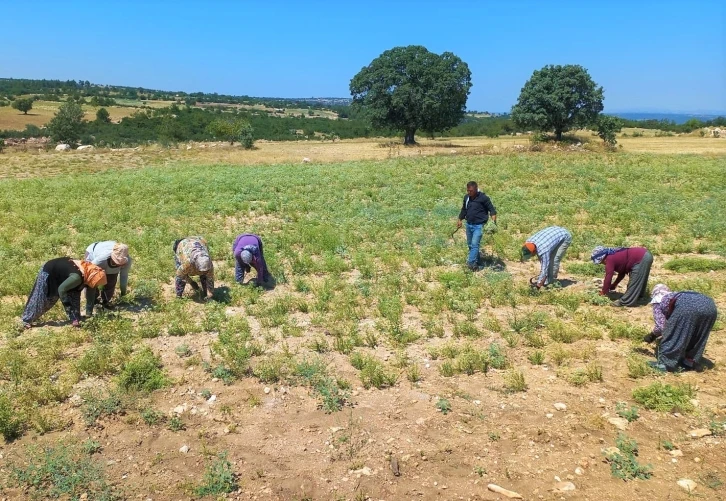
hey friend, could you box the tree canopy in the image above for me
[350,45,472,145]
[11,98,33,115]
[47,101,85,145]
[511,64,604,140]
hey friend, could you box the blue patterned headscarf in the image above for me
[591,246,625,264]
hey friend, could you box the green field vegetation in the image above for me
[0,151,724,452]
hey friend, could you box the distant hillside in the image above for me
[612,112,726,125]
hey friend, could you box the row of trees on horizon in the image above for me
[1,46,724,148]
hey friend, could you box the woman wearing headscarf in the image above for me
[232,233,270,286]
[644,284,717,371]
[84,241,132,316]
[173,236,214,299]
[591,246,653,307]
[21,258,107,328]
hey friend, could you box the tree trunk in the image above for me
[555,128,563,141]
[404,129,417,145]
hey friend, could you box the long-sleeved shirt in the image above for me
[526,226,571,283]
[458,191,497,225]
[601,247,648,295]
[232,234,267,282]
[175,237,215,285]
[85,241,132,294]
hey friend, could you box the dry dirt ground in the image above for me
[0,257,724,501]
[0,141,724,501]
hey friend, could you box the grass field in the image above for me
[0,145,724,499]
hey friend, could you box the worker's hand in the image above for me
[71,319,81,328]
[643,331,659,343]
[456,219,462,228]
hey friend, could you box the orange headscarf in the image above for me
[74,260,108,289]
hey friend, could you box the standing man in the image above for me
[521,226,572,289]
[457,181,497,271]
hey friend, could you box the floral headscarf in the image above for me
[591,246,625,264]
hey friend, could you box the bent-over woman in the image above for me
[174,236,214,299]
[591,246,653,306]
[645,284,717,371]
[85,240,132,316]
[232,233,270,286]
[22,258,107,328]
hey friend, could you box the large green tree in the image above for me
[511,64,604,140]
[47,101,85,145]
[350,45,472,145]
[12,97,33,115]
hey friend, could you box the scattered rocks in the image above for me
[546,413,554,419]
[574,467,584,476]
[69,394,83,407]
[689,428,712,438]
[264,387,271,394]
[55,144,70,151]
[302,157,311,163]
[179,445,190,454]
[390,456,400,476]
[172,405,185,415]
[554,402,567,411]
[351,466,372,476]
[608,417,629,431]
[487,484,523,499]
[677,479,697,493]
[77,145,94,151]
[669,449,684,457]
[553,481,576,492]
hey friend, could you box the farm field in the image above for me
[0,145,725,500]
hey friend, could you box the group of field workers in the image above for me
[19,178,716,375]
[20,234,269,326]
[457,181,717,373]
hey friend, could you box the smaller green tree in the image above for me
[47,101,85,145]
[12,98,33,115]
[596,115,623,149]
[96,107,111,123]
[207,118,254,148]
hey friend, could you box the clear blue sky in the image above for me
[1,1,724,113]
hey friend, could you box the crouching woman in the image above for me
[645,284,717,371]
[22,258,107,328]
[173,236,214,299]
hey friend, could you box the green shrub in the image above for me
[0,393,25,442]
[604,434,652,481]
[436,398,451,415]
[80,389,123,426]
[615,402,639,423]
[141,408,164,426]
[195,452,237,496]
[527,350,545,365]
[11,441,116,499]
[504,368,527,392]
[117,348,168,393]
[664,257,726,273]
[632,382,695,412]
